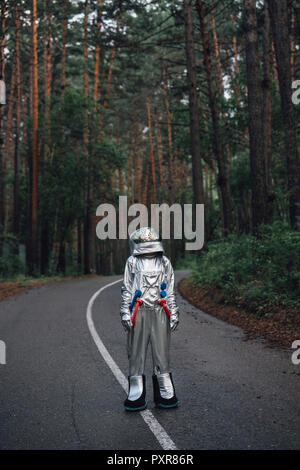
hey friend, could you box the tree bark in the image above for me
[43,0,52,162]
[4,61,16,229]
[83,0,91,274]
[0,0,6,238]
[162,64,174,204]
[262,1,273,195]
[243,0,268,232]
[98,43,117,137]
[196,0,233,235]
[90,0,103,274]
[210,14,223,94]
[133,142,143,204]
[183,0,204,207]
[290,1,295,83]
[40,0,53,273]
[61,1,68,95]
[267,0,300,227]
[146,96,157,204]
[231,13,242,105]
[93,0,102,106]
[154,113,166,192]
[127,150,132,205]
[31,0,39,272]
[13,3,21,240]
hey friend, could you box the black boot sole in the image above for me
[155,400,179,409]
[124,402,147,412]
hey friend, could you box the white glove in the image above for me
[121,313,132,332]
[170,314,179,332]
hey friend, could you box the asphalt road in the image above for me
[0,270,299,450]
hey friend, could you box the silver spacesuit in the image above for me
[120,227,179,411]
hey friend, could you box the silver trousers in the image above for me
[127,304,171,376]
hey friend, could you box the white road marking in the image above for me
[86,277,178,451]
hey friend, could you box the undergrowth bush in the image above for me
[192,221,300,313]
[0,254,25,279]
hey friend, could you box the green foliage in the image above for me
[230,151,251,205]
[0,254,25,279]
[192,221,300,313]
[175,252,199,270]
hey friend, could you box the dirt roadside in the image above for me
[178,277,300,348]
[0,274,101,302]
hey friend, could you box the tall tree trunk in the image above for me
[61,1,68,95]
[91,0,103,274]
[31,0,39,272]
[243,0,268,232]
[271,42,279,91]
[134,145,143,204]
[196,0,233,235]
[173,150,179,188]
[40,0,53,273]
[93,0,102,106]
[119,168,124,194]
[162,64,174,204]
[210,14,223,94]
[98,15,120,140]
[0,0,6,239]
[154,114,166,192]
[59,1,68,153]
[77,218,82,269]
[21,93,28,177]
[43,0,52,162]
[57,233,66,273]
[290,1,295,83]
[98,43,117,137]
[83,0,89,152]
[127,150,133,204]
[144,151,150,208]
[209,166,213,204]
[262,1,273,198]
[205,162,209,201]
[4,61,16,229]
[231,13,242,104]
[146,96,157,204]
[13,3,21,241]
[83,0,91,274]
[183,0,204,208]
[267,0,300,227]
[231,12,248,151]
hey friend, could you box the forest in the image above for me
[0,0,299,314]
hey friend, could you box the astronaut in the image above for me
[120,227,179,411]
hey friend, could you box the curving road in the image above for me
[0,270,299,450]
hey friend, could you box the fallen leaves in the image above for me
[178,277,300,348]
